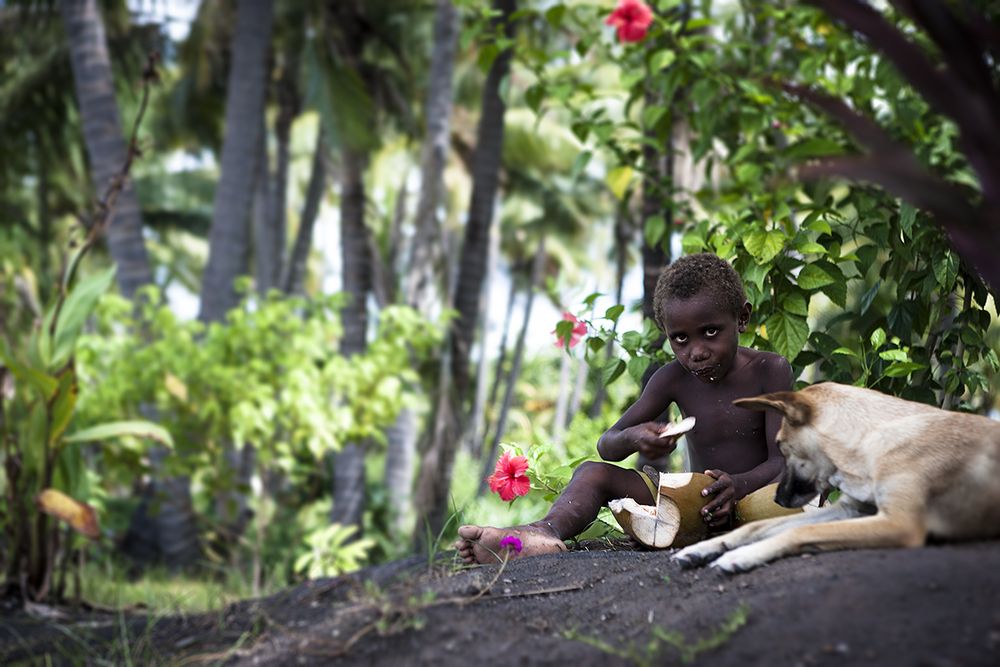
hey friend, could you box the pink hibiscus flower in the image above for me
[487,452,531,502]
[605,0,654,43]
[553,312,588,349]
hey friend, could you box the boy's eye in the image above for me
[673,334,688,344]
[705,328,719,337]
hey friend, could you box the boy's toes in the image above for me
[457,525,484,541]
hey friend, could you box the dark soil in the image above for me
[3,540,1000,666]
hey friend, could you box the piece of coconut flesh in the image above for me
[659,415,696,438]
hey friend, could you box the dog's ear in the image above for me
[733,391,812,426]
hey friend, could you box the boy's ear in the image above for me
[737,301,752,333]
[733,391,812,426]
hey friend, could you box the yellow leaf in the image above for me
[758,324,769,341]
[606,166,634,200]
[165,372,188,402]
[35,489,100,539]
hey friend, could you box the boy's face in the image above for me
[662,292,751,383]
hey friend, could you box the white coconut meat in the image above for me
[608,495,682,549]
[659,416,696,438]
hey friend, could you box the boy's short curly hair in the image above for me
[653,253,746,329]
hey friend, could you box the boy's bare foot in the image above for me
[454,523,567,565]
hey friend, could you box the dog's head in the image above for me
[734,390,835,508]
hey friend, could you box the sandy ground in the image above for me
[2,539,999,665]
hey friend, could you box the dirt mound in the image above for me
[3,540,999,665]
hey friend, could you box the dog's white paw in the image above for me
[672,538,727,568]
[710,546,765,574]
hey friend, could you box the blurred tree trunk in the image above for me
[200,0,274,321]
[252,122,273,294]
[589,204,632,417]
[331,146,371,532]
[403,0,458,313]
[449,0,517,401]
[464,223,500,454]
[281,127,328,295]
[478,275,517,457]
[414,0,516,543]
[60,0,152,299]
[477,236,545,496]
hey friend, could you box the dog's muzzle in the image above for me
[775,469,817,508]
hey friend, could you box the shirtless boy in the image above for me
[456,253,793,564]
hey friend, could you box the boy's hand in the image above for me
[625,422,679,460]
[700,469,735,527]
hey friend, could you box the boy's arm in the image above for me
[597,363,681,462]
[728,354,793,499]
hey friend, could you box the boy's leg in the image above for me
[456,461,654,564]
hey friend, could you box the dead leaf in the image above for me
[35,488,100,539]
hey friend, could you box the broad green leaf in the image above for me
[49,370,79,447]
[681,233,706,253]
[606,166,634,200]
[832,347,857,357]
[741,261,769,293]
[1,354,58,401]
[605,305,625,322]
[621,331,642,353]
[627,355,652,384]
[870,328,886,350]
[64,420,174,448]
[933,252,958,290]
[884,361,926,378]
[650,50,676,71]
[51,265,117,369]
[797,261,840,290]
[642,105,666,130]
[763,312,810,361]
[782,291,809,317]
[878,349,909,362]
[784,138,845,160]
[796,241,828,255]
[899,202,917,238]
[600,358,626,386]
[744,230,785,264]
[644,215,666,249]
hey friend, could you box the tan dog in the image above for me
[672,382,1000,573]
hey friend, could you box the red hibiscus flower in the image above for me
[553,312,588,349]
[605,0,654,43]
[487,452,531,502]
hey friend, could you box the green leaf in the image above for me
[605,305,625,322]
[621,331,642,353]
[884,361,926,378]
[878,349,909,362]
[644,215,666,249]
[933,252,958,290]
[1,353,58,401]
[870,328,886,350]
[627,355,652,384]
[796,241,828,255]
[649,50,676,71]
[764,312,810,361]
[600,358,626,386]
[51,265,117,369]
[525,83,546,113]
[64,421,174,448]
[781,291,809,317]
[797,261,841,290]
[681,233,706,253]
[49,370,79,447]
[642,105,666,130]
[784,138,845,159]
[744,230,785,264]
[606,166,634,200]
[832,347,857,357]
[899,202,916,238]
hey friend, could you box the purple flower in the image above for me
[499,535,523,553]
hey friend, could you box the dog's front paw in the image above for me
[710,546,765,574]
[672,539,726,568]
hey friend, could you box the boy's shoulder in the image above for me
[740,347,791,370]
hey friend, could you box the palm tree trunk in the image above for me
[589,205,631,417]
[60,0,152,299]
[464,223,500,454]
[478,274,517,457]
[252,122,274,293]
[403,0,459,313]
[331,147,371,532]
[382,408,417,536]
[450,0,517,401]
[477,235,545,496]
[281,127,328,295]
[200,0,274,322]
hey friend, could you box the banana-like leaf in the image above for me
[50,265,117,370]
[0,350,58,401]
[35,488,100,539]
[63,420,174,448]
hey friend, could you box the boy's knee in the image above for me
[572,460,613,485]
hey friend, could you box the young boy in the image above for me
[455,253,792,564]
